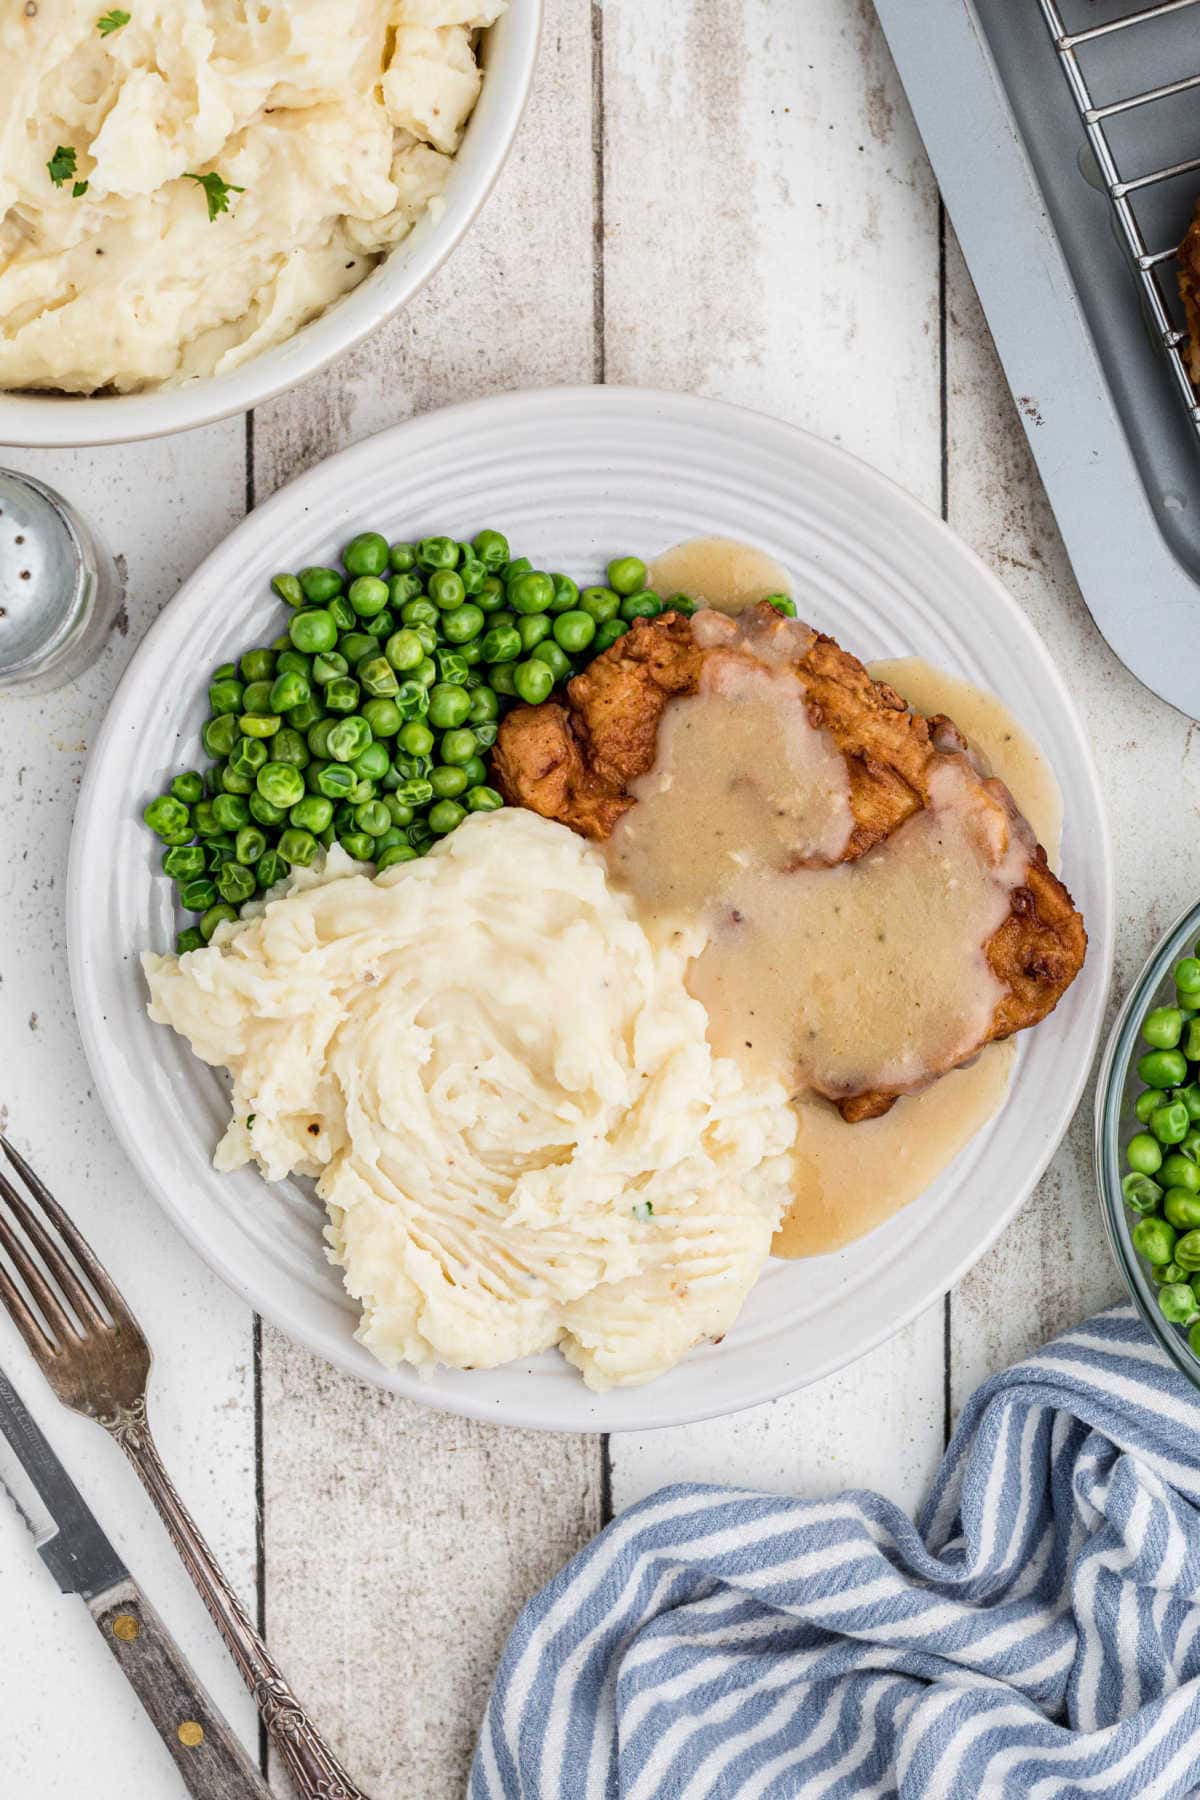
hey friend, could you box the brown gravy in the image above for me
[649,536,793,614]
[603,578,1054,1258]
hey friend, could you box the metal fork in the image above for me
[0,1135,370,1800]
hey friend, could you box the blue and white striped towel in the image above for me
[471,1306,1200,1798]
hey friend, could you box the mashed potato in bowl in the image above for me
[0,0,504,394]
[143,811,796,1390]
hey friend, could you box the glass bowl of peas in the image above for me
[1096,901,1200,1379]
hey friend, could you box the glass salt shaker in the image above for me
[0,468,122,693]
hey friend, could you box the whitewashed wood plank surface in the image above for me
[1,5,1182,1798]
[0,428,262,1794]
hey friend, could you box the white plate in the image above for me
[67,387,1114,1432]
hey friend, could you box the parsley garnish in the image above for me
[632,1200,654,1221]
[47,146,77,188]
[182,170,245,222]
[246,1114,256,1130]
[72,181,89,199]
[97,10,131,33]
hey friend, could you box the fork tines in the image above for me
[0,1136,128,1361]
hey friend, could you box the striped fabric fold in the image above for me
[471,1307,1200,1798]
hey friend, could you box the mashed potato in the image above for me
[0,0,503,393]
[143,812,796,1389]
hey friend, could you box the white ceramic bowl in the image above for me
[0,6,541,451]
[68,386,1114,1432]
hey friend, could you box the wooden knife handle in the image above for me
[89,1578,272,1800]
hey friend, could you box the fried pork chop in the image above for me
[1179,198,1200,386]
[492,606,1087,1122]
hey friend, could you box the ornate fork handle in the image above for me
[103,1400,369,1800]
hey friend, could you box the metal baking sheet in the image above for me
[872,0,1200,718]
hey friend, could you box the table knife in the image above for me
[0,1366,271,1800]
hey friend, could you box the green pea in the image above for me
[329,595,357,633]
[580,586,620,624]
[466,785,504,813]
[1152,1102,1191,1146]
[240,648,276,683]
[1182,1129,1200,1163]
[542,574,576,615]
[459,754,488,787]
[192,801,221,838]
[377,843,419,870]
[667,594,696,617]
[275,648,311,678]
[325,676,361,714]
[200,903,238,942]
[179,875,218,913]
[270,727,310,770]
[163,844,206,880]
[272,573,305,608]
[289,609,338,655]
[443,602,485,643]
[270,634,293,652]
[298,567,343,604]
[346,575,387,619]
[479,625,520,664]
[144,795,191,841]
[211,794,250,831]
[215,861,255,905]
[1165,1188,1200,1230]
[1175,1084,1200,1121]
[553,610,596,654]
[473,529,509,568]
[425,569,463,612]
[1159,1283,1198,1325]
[290,795,333,834]
[334,831,371,861]
[276,828,318,868]
[204,836,236,871]
[393,750,431,781]
[408,817,435,853]
[232,826,265,865]
[359,656,399,698]
[341,631,377,667]
[256,763,306,809]
[384,796,414,827]
[176,927,205,954]
[228,737,269,780]
[349,743,387,785]
[491,663,518,697]
[531,639,571,683]
[1127,1132,1164,1175]
[621,592,662,621]
[504,556,532,583]
[416,536,459,571]
[248,791,287,828]
[457,557,487,597]
[256,849,285,890]
[1136,1089,1165,1125]
[399,598,436,628]
[395,776,434,809]
[382,629,422,673]
[440,727,478,766]
[516,614,551,652]
[428,799,466,835]
[430,765,469,799]
[510,571,555,615]
[1122,1166,1158,1209]
[1185,1020,1200,1063]
[316,763,356,800]
[269,671,310,713]
[477,576,506,614]
[362,697,402,738]
[594,619,629,651]
[220,763,254,795]
[1145,1006,1184,1050]
[607,555,646,596]
[467,686,499,725]
[428,684,471,729]
[341,531,388,578]
[389,542,416,574]
[351,799,388,836]
[1162,1153,1200,1193]
[287,697,323,731]
[1133,1215,1178,1265]
[1177,957,1200,997]
[396,721,433,758]
[1176,1229,1200,1271]
[395,679,431,720]
[1138,1049,1189,1089]
[1154,1261,1189,1287]
[209,678,244,716]
[238,713,282,740]
[327,717,373,763]
[765,594,798,618]
[514,659,555,705]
